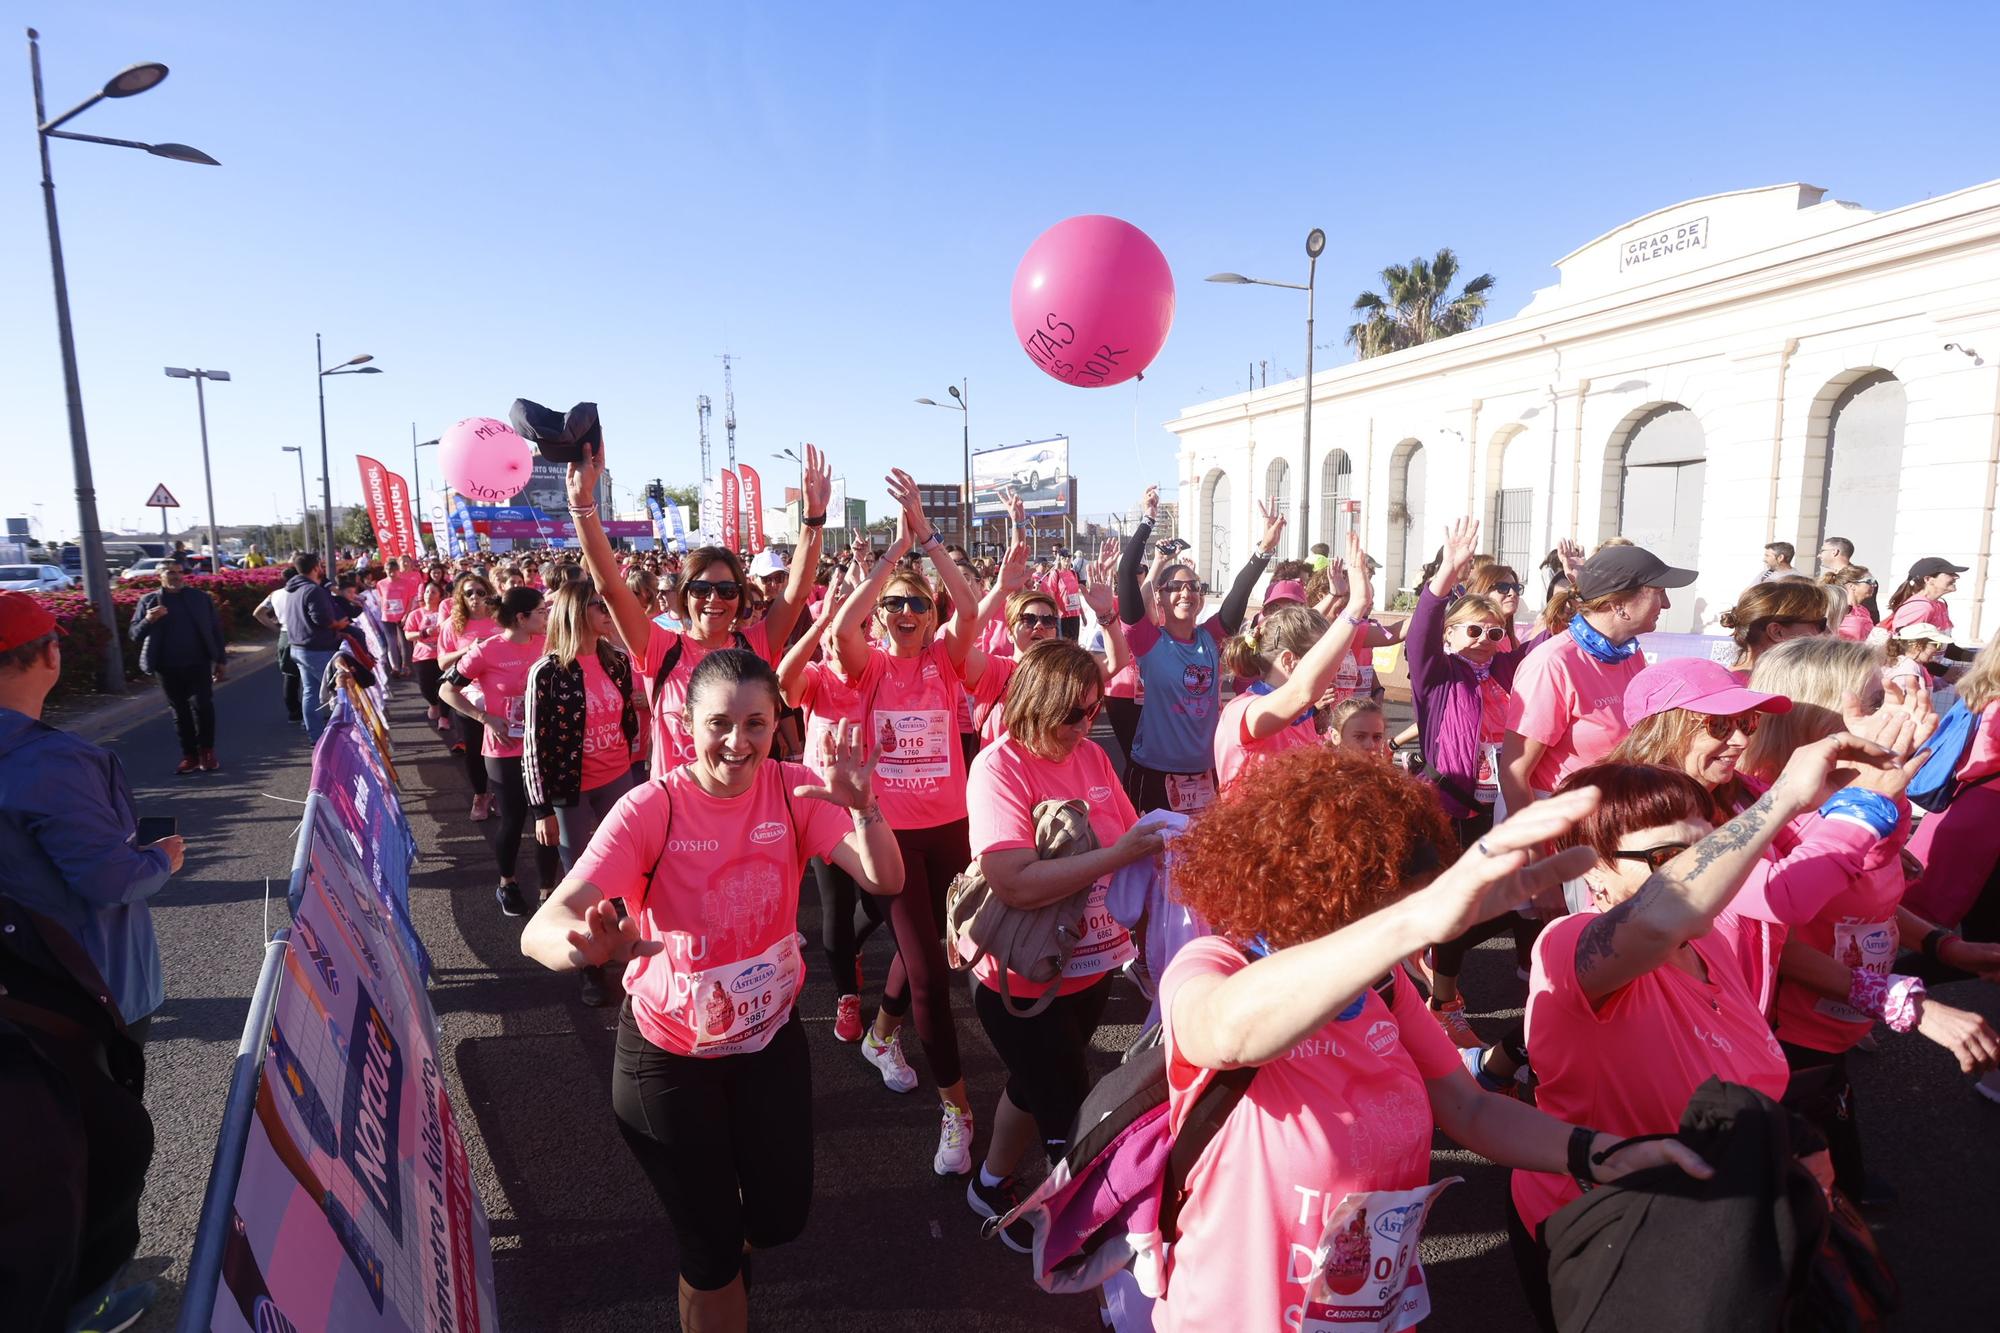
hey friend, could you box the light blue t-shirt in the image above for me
[1130,620,1222,773]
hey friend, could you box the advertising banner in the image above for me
[665,500,687,551]
[971,437,1072,516]
[384,473,419,562]
[699,478,721,546]
[739,464,765,550]
[720,469,740,552]
[356,457,403,559]
[307,715,427,982]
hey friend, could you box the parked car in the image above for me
[0,564,74,592]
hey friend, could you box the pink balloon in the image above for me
[438,417,533,504]
[1010,215,1175,389]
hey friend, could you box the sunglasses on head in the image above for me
[1063,698,1102,726]
[878,595,933,615]
[1489,582,1524,596]
[1612,842,1691,870]
[685,579,741,601]
[588,597,608,611]
[1016,611,1060,629]
[1460,624,1507,643]
[1698,710,1762,740]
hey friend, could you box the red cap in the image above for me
[0,591,60,653]
[1623,656,1791,725]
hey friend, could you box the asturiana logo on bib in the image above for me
[732,961,779,993]
[1374,1201,1422,1242]
[750,820,786,845]
[1365,1019,1399,1055]
[894,716,928,734]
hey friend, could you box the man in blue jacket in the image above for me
[279,550,349,742]
[128,556,227,776]
[0,591,182,1046]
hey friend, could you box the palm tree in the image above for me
[1346,248,1496,358]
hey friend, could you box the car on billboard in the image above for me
[1006,446,1064,493]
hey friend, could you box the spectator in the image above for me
[252,578,302,723]
[1755,541,1799,583]
[127,557,227,776]
[0,591,183,1046]
[1305,540,1331,574]
[280,551,350,742]
[1817,535,1854,577]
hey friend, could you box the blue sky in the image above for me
[5,1,1997,541]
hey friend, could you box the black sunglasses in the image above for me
[685,579,742,601]
[587,597,608,611]
[1160,579,1200,594]
[1063,699,1102,726]
[1460,624,1507,643]
[1612,842,1691,870]
[878,595,933,615]
[1016,612,1060,630]
[1772,618,1828,633]
[1489,582,1524,596]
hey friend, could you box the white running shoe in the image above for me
[935,1101,974,1176]
[861,1027,918,1093]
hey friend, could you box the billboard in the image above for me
[972,437,1071,516]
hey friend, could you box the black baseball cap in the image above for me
[1574,545,1697,600]
[1908,557,1967,581]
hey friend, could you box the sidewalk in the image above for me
[45,636,281,745]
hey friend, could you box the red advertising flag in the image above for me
[355,455,402,558]
[384,471,418,559]
[720,468,741,552]
[738,464,765,550]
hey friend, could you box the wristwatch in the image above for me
[803,514,826,528]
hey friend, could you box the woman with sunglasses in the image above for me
[1116,484,1280,814]
[404,581,450,738]
[567,441,825,779]
[438,575,502,820]
[522,581,644,1005]
[967,540,1125,747]
[829,470,994,1176]
[1885,557,1972,660]
[1717,579,1831,678]
[1831,565,1879,641]
[1466,560,1527,634]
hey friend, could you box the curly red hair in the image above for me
[1171,746,1456,949]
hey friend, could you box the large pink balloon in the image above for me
[438,417,533,504]
[1010,215,1175,389]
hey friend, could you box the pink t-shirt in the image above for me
[1881,658,1927,698]
[979,617,1013,659]
[795,659,868,782]
[579,654,636,791]
[970,655,1018,746]
[1513,912,1789,1234]
[1504,631,1646,792]
[378,571,423,622]
[436,615,498,666]
[639,622,775,778]
[573,763,851,1057]
[965,735,1138,998]
[453,634,547,758]
[1837,607,1875,643]
[1763,814,1909,1055]
[1052,568,1082,615]
[1896,596,1952,634]
[852,643,969,830]
[1157,941,1460,1333]
[405,607,440,662]
[1213,689,1316,793]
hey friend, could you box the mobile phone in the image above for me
[137,816,177,846]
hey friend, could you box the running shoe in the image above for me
[967,1174,1034,1254]
[71,1279,157,1333]
[175,755,199,777]
[470,793,493,821]
[935,1101,974,1177]
[496,883,528,918]
[1429,996,1483,1049]
[834,994,863,1043]
[199,747,220,772]
[1460,1043,1516,1093]
[861,1027,918,1093]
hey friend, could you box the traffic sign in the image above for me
[146,483,180,508]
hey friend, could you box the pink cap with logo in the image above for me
[1623,656,1793,726]
[1263,579,1307,607]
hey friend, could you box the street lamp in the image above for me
[412,425,439,558]
[28,27,219,692]
[773,448,804,532]
[1208,227,1325,560]
[916,380,970,549]
[315,336,380,571]
[280,446,312,552]
[164,368,229,570]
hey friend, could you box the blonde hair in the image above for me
[1004,638,1102,756]
[878,568,939,627]
[543,580,617,671]
[1444,592,1506,631]
[1957,631,2000,713]
[1328,695,1384,734]
[1005,588,1060,626]
[1741,636,1882,780]
[1223,604,1330,680]
[1608,710,1749,819]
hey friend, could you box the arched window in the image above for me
[1812,370,1904,572]
[1319,450,1353,554]
[1386,439,1426,595]
[1265,457,1291,524]
[1604,402,1704,630]
[1200,468,1232,589]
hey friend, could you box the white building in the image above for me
[1168,180,2000,637]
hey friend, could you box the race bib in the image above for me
[1062,882,1138,980]
[1474,742,1500,803]
[877,708,953,781]
[1300,1178,1458,1333]
[1814,917,1898,1024]
[504,694,526,739]
[383,596,406,618]
[675,932,804,1056]
[1165,771,1217,814]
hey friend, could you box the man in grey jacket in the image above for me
[128,556,227,775]
[279,550,349,742]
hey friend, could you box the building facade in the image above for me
[1167,180,2000,636]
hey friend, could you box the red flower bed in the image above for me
[33,568,290,700]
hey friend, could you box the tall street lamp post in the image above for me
[1207,227,1326,560]
[28,27,218,691]
[281,445,311,551]
[412,426,438,558]
[164,367,229,569]
[315,335,379,570]
[774,448,804,532]
[916,380,970,550]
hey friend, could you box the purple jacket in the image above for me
[1407,586,1547,818]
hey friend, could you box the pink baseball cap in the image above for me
[1263,579,1307,607]
[1623,657,1792,725]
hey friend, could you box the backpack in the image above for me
[1905,698,1979,812]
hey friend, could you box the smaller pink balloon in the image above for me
[438,417,533,504]
[1010,215,1176,389]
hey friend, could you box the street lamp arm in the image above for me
[1207,272,1309,291]
[44,127,152,151]
[38,94,105,135]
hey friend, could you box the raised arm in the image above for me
[1214,498,1282,636]
[777,582,849,708]
[1242,532,1373,741]
[765,443,830,652]
[1118,485,1158,626]
[888,467,980,666]
[829,519,912,679]
[567,443,654,658]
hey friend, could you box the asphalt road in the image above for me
[91,649,2000,1330]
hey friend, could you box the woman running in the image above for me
[436,574,501,820]
[404,581,449,738]
[520,649,901,1333]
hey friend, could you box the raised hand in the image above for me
[1343,530,1375,619]
[1255,498,1286,556]
[886,468,934,544]
[1440,517,1480,582]
[566,439,606,509]
[1557,537,1585,584]
[1140,484,1160,524]
[1770,727,1910,810]
[794,720,881,810]
[1000,486,1027,532]
[998,537,1030,593]
[1407,787,1604,945]
[1082,550,1118,617]
[564,898,665,969]
[802,443,832,517]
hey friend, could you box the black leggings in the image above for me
[813,856,885,998]
[973,977,1111,1152]
[484,755,561,887]
[415,657,443,708]
[611,1006,812,1291]
[1780,1041,1863,1197]
[1105,697,1140,767]
[460,715,488,794]
[876,819,970,1088]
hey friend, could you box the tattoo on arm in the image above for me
[1572,792,1778,986]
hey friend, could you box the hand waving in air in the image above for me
[801,443,832,518]
[1254,497,1286,557]
[793,721,881,811]
[565,899,665,969]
